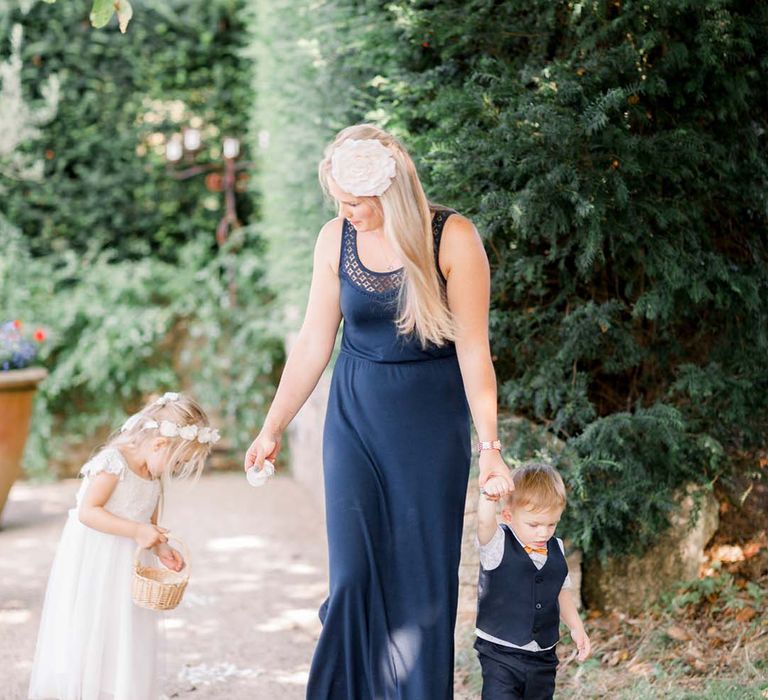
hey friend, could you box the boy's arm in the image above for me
[476,489,499,546]
[559,588,591,661]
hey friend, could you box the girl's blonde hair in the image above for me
[319,124,455,348]
[105,393,214,483]
[507,463,567,512]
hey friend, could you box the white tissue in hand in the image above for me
[246,460,274,487]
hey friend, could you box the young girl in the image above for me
[28,392,219,700]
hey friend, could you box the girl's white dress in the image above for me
[29,447,162,700]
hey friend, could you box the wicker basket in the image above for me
[132,538,190,611]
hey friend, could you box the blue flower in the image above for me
[1,319,46,371]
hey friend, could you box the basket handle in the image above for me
[133,534,191,576]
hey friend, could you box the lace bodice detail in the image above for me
[340,210,453,295]
[337,209,457,363]
[341,223,404,294]
[75,447,160,523]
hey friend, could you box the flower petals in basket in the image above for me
[132,539,190,611]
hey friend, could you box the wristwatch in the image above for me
[477,440,502,454]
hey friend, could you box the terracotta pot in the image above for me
[0,367,47,523]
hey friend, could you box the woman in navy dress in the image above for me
[245,124,512,699]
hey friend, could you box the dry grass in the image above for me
[455,569,768,699]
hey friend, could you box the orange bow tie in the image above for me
[524,545,548,556]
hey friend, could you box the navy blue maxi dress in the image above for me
[307,210,472,699]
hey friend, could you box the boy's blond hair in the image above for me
[507,463,566,512]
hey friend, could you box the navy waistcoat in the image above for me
[476,525,568,648]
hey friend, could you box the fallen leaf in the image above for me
[666,625,692,642]
[735,607,757,623]
[711,544,745,563]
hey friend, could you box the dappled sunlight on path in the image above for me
[0,472,327,699]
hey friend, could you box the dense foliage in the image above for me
[250,0,367,315]
[0,221,282,475]
[0,0,281,473]
[254,0,768,557]
[1,0,254,259]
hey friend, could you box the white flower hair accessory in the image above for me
[120,416,220,445]
[197,427,220,444]
[120,413,144,433]
[178,425,199,441]
[153,392,180,407]
[330,138,397,197]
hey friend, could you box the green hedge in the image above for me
[249,0,370,315]
[1,221,283,476]
[248,0,768,558]
[1,0,254,259]
[0,0,282,473]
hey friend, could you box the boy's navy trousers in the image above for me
[474,637,558,700]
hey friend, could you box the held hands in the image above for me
[478,450,513,502]
[154,542,185,572]
[482,476,510,500]
[244,428,282,473]
[134,523,168,549]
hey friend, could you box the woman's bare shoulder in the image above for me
[315,217,344,273]
[440,212,485,266]
[442,212,479,242]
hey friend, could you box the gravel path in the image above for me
[0,472,327,700]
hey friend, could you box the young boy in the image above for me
[475,462,590,699]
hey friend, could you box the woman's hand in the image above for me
[244,429,282,472]
[155,543,185,572]
[481,475,509,501]
[134,523,168,549]
[478,450,513,501]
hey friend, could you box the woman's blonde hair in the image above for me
[105,393,213,484]
[507,463,567,512]
[319,124,455,347]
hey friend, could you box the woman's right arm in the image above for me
[244,219,343,470]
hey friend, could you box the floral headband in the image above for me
[120,392,220,445]
[330,138,397,197]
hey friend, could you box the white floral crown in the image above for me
[330,138,397,197]
[120,392,220,445]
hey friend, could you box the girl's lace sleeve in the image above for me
[79,448,127,479]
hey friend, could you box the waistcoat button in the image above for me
[535,575,544,583]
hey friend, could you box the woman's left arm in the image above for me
[441,214,512,491]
